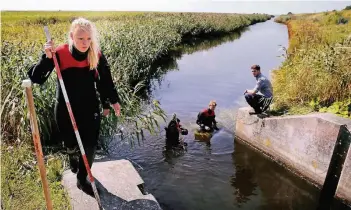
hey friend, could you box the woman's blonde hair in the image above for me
[209,100,217,106]
[68,17,100,70]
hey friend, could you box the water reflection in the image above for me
[232,140,321,210]
[231,144,258,207]
[177,29,245,55]
[231,140,351,210]
[162,148,187,165]
[138,30,245,101]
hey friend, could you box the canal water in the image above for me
[107,19,350,210]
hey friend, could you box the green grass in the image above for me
[1,11,271,144]
[1,11,271,209]
[272,9,351,119]
[1,143,70,210]
[274,14,293,23]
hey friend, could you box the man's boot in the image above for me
[249,108,262,115]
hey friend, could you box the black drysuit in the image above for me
[27,44,120,182]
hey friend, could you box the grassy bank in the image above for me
[272,9,351,118]
[1,143,70,209]
[1,11,270,209]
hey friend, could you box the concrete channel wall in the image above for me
[337,131,351,205]
[234,107,351,206]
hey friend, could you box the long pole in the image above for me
[22,79,53,210]
[43,26,103,209]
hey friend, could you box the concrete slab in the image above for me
[62,159,162,210]
[336,130,351,206]
[313,113,351,206]
[235,107,351,205]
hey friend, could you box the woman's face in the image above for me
[209,104,216,111]
[70,28,91,53]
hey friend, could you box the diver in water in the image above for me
[164,114,188,150]
[196,100,219,132]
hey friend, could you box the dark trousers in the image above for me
[244,93,264,113]
[55,103,100,182]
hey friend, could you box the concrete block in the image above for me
[235,107,351,205]
[62,159,162,210]
[336,131,351,206]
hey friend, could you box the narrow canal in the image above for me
[108,19,350,210]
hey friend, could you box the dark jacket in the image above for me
[27,44,120,145]
[27,44,120,114]
[196,108,217,129]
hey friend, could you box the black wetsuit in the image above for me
[196,108,218,131]
[165,118,181,149]
[27,44,119,183]
[164,118,188,150]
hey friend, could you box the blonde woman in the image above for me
[196,100,219,132]
[27,17,120,196]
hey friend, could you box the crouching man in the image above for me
[244,65,273,115]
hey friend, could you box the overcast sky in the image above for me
[2,0,351,15]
